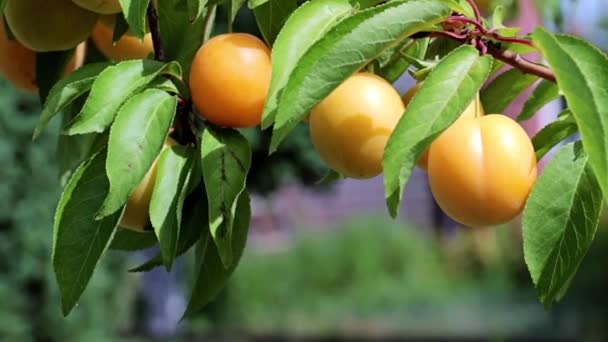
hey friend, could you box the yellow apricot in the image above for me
[91,20,154,61]
[72,0,122,14]
[4,0,98,52]
[0,18,86,92]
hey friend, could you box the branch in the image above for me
[421,32,556,83]
[487,48,556,83]
[147,2,166,62]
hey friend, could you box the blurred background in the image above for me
[2,0,608,341]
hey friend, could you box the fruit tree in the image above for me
[1,0,607,317]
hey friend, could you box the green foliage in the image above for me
[0,80,130,340]
[99,89,177,218]
[523,142,603,307]
[383,46,492,217]
[150,145,194,270]
[269,0,451,152]
[532,28,608,202]
[201,127,251,268]
[481,68,537,114]
[118,0,150,39]
[252,0,297,46]
[9,0,608,320]
[64,60,181,135]
[260,0,352,129]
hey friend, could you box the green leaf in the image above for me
[157,0,207,78]
[112,13,131,43]
[260,0,352,129]
[52,149,122,316]
[523,141,603,307]
[316,169,345,185]
[35,49,76,104]
[481,68,537,114]
[532,110,578,161]
[383,46,492,217]
[201,127,251,268]
[253,0,297,46]
[228,0,247,26]
[97,89,177,218]
[187,0,208,21]
[517,79,560,122]
[347,0,382,8]
[149,145,194,270]
[34,62,112,139]
[183,190,250,317]
[0,0,6,13]
[56,98,100,185]
[109,229,158,251]
[532,28,608,201]
[270,0,451,151]
[378,38,428,83]
[118,0,150,39]
[129,187,209,272]
[65,60,181,135]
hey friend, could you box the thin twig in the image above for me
[467,0,482,22]
[147,2,166,62]
[203,5,217,43]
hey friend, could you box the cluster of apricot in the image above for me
[186,31,537,228]
[0,0,537,229]
[0,0,153,92]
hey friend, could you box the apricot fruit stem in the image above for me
[147,2,165,62]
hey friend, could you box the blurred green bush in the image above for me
[0,80,133,341]
[189,217,608,340]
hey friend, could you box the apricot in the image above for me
[428,114,537,227]
[0,18,86,92]
[4,0,98,52]
[189,33,272,128]
[309,72,405,179]
[72,0,122,14]
[91,20,153,61]
[119,138,176,231]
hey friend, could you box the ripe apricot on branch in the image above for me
[72,0,122,14]
[91,20,153,61]
[309,72,405,179]
[189,33,272,128]
[0,18,86,92]
[428,114,537,227]
[4,0,98,52]
[119,138,177,232]
[402,83,485,170]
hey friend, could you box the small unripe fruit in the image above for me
[119,138,176,231]
[189,33,272,128]
[309,72,405,179]
[4,0,98,52]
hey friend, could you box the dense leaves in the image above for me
[65,60,180,135]
[52,150,123,316]
[260,0,353,129]
[201,127,252,268]
[383,46,492,217]
[523,142,603,307]
[270,0,451,152]
[98,89,177,218]
[532,28,608,202]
